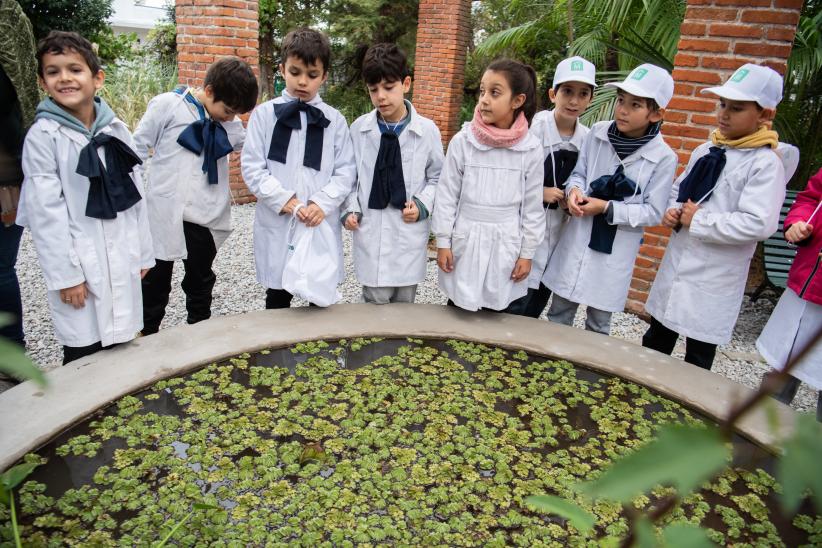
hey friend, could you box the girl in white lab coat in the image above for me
[18,31,154,364]
[433,59,545,312]
[342,44,443,304]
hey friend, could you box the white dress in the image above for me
[432,124,545,311]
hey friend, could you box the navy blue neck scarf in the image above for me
[587,165,639,254]
[268,100,330,170]
[175,88,233,185]
[369,132,406,210]
[544,149,578,209]
[76,133,143,219]
[676,146,726,204]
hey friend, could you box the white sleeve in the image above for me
[689,155,786,244]
[241,105,295,213]
[565,131,593,194]
[119,128,156,269]
[17,128,86,291]
[310,114,357,214]
[519,146,547,259]
[609,152,677,227]
[132,95,168,163]
[431,134,466,249]
[412,123,444,213]
[222,117,246,151]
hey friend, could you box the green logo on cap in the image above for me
[571,60,583,71]
[631,68,648,81]
[731,68,749,83]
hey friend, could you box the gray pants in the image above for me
[362,285,417,304]
[547,293,612,335]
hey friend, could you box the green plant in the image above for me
[155,502,220,547]
[98,59,178,130]
[0,314,45,387]
[0,463,39,548]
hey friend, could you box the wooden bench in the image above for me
[751,189,799,301]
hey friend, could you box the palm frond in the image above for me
[475,19,551,57]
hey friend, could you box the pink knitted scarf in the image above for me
[470,104,529,148]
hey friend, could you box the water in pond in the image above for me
[5,338,818,546]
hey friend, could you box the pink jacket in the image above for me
[785,168,822,306]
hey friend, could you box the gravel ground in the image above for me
[6,203,818,414]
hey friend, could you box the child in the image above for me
[508,56,596,318]
[17,31,154,363]
[644,63,787,370]
[433,59,545,312]
[342,43,443,304]
[241,28,356,309]
[544,64,677,334]
[757,167,822,421]
[133,57,257,335]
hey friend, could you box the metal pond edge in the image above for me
[0,304,796,471]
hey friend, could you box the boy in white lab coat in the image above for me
[342,43,443,304]
[241,28,356,309]
[544,64,677,334]
[18,31,154,363]
[507,56,596,317]
[133,57,257,334]
[644,64,787,370]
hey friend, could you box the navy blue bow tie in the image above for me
[177,118,234,185]
[268,100,330,171]
[677,146,726,204]
[75,133,143,220]
[587,165,639,254]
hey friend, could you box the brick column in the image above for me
[625,0,802,316]
[176,0,260,204]
[412,0,472,146]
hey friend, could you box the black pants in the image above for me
[504,283,552,318]
[265,288,294,309]
[642,316,717,370]
[764,372,822,422]
[63,341,103,364]
[142,222,217,335]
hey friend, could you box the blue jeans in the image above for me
[0,223,24,346]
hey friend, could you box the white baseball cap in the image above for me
[553,56,597,88]
[700,63,783,109]
[604,63,674,108]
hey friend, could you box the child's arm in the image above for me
[608,152,677,228]
[18,128,86,292]
[564,131,593,217]
[431,133,466,250]
[784,168,822,233]
[240,105,297,213]
[308,113,357,216]
[519,146,547,260]
[121,128,156,273]
[411,122,444,221]
[132,94,171,163]
[688,156,786,243]
[222,117,246,152]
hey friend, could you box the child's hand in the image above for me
[785,221,813,244]
[680,200,700,228]
[543,187,565,205]
[402,201,420,223]
[344,213,359,231]
[662,207,681,228]
[511,258,532,282]
[437,248,454,273]
[299,202,326,227]
[567,188,586,217]
[140,268,150,279]
[579,197,608,217]
[60,282,88,309]
[281,196,300,216]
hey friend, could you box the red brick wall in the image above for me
[412,0,472,146]
[625,0,802,317]
[176,0,260,204]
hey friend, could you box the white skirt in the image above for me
[756,288,822,391]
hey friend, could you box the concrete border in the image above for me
[0,304,795,470]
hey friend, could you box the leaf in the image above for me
[0,336,47,388]
[575,424,729,502]
[777,414,822,514]
[192,502,219,510]
[0,463,39,490]
[634,517,657,548]
[525,494,595,533]
[662,522,715,548]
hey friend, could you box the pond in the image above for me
[4,338,819,545]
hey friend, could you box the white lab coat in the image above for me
[544,121,677,312]
[241,91,356,290]
[432,124,545,311]
[645,142,787,345]
[345,105,443,287]
[17,118,155,347]
[527,110,588,289]
[132,89,246,261]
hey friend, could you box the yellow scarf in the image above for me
[710,125,779,149]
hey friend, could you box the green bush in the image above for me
[98,59,177,130]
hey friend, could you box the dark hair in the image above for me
[281,28,331,74]
[616,89,660,112]
[204,57,259,114]
[361,43,410,85]
[553,82,595,95]
[486,59,538,124]
[36,31,101,78]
